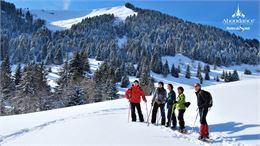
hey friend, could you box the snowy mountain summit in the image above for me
[51,6,137,30]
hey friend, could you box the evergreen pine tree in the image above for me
[221,70,225,79]
[54,48,63,65]
[15,63,50,113]
[216,76,220,82]
[48,67,52,73]
[204,69,210,80]
[204,64,210,73]
[228,72,232,81]
[224,71,228,82]
[14,64,22,86]
[231,70,239,81]
[135,63,141,78]
[115,68,123,82]
[196,63,202,77]
[224,71,232,82]
[0,56,15,115]
[0,56,14,100]
[140,58,154,95]
[126,63,136,76]
[171,64,179,78]
[67,86,85,106]
[105,80,118,100]
[58,60,70,88]
[150,53,162,74]
[69,51,90,80]
[177,65,181,73]
[79,50,90,73]
[185,65,191,79]
[162,60,169,77]
[36,62,49,91]
[121,75,130,88]
[244,69,252,75]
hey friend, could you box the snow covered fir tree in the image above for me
[0,1,260,145]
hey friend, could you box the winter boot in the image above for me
[166,122,170,127]
[179,120,185,130]
[161,118,166,126]
[205,124,209,138]
[199,124,208,139]
[171,126,177,130]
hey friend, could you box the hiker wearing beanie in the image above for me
[125,80,147,122]
[194,83,213,140]
[151,81,167,125]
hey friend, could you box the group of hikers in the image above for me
[125,80,213,140]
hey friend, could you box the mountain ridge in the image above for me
[0,1,259,66]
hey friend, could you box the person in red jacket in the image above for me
[125,80,147,122]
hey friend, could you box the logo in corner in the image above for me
[223,4,255,32]
[232,5,245,18]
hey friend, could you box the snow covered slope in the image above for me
[32,10,91,31]
[0,79,259,146]
[155,54,260,87]
[38,6,137,30]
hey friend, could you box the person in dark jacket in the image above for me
[151,81,167,125]
[125,80,147,122]
[166,84,177,128]
[194,83,210,140]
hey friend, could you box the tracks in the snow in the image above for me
[150,124,247,146]
[0,107,127,145]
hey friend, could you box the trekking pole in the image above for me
[156,108,161,126]
[147,102,154,126]
[128,102,131,123]
[192,108,199,132]
[145,102,149,123]
[128,89,133,123]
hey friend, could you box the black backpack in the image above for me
[202,90,213,107]
[184,102,191,108]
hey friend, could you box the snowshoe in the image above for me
[165,122,170,127]
[198,136,212,143]
[178,129,188,134]
[170,126,177,130]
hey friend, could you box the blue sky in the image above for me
[6,0,260,40]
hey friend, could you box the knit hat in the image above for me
[194,83,201,87]
[134,80,139,84]
[158,81,164,87]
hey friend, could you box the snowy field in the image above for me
[0,78,259,146]
[5,54,260,146]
